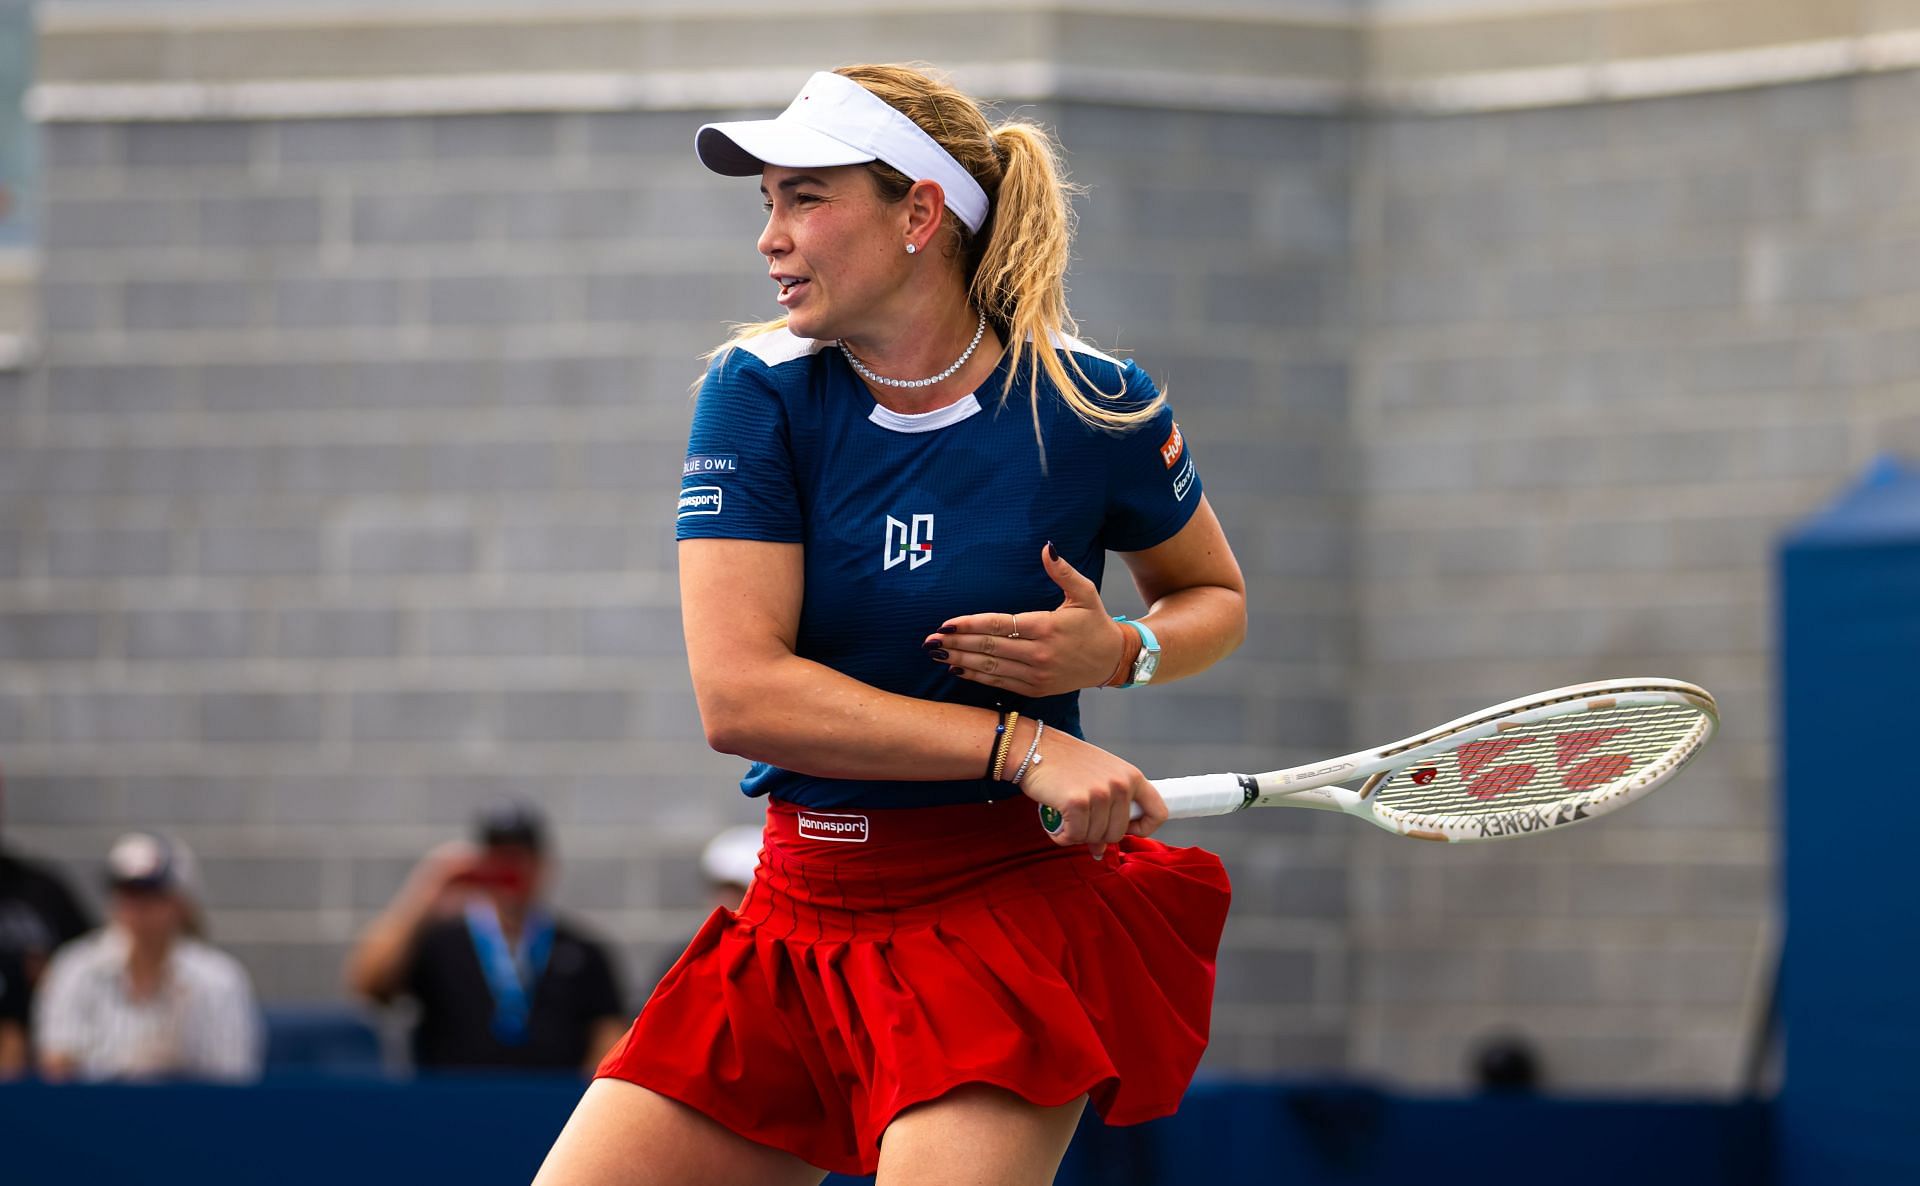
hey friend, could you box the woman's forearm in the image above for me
[1130,582,1247,685]
[695,654,1009,781]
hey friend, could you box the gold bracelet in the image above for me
[989,711,1021,781]
[982,711,1012,779]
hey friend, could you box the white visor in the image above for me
[696,71,990,234]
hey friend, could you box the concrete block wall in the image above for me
[1347,70,1920,1089]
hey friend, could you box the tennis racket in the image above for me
[1040,678,1717,842]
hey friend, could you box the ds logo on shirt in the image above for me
[884,514,934,570]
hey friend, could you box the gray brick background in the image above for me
[1,8,1913,1093]
[1343,72,1919,1089]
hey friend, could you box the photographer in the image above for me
[347,802,625,1075]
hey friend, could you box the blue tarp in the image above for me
[1777,455,1920,1186]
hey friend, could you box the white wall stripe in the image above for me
[27,29,1920,123]
[1369,32,1920,113]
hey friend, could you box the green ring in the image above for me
[1039,804,1064,833]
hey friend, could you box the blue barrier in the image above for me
[1,1076,1766,1186]
[261,1005,385,1077]
[1778,456,1920,1186]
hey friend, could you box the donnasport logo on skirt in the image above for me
[798,812,870,843]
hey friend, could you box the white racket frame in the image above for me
[1142,677,1718,842]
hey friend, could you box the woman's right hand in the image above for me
[1013,728,1168,860]
[404,840,485,910]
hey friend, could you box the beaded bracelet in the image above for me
[1010,718,1047,786]
[988,711,1022,782]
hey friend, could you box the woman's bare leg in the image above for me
[533,1078,826,1186]
[874,1086,1086,1186]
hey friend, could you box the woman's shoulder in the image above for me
[42,928,114,978]
[1032,330,1162,421]
[177,939,256,995]
[709,328,833,380]
[1043,329,1131,384]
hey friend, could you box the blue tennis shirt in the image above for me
[676,329,1204,809]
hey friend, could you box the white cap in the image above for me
[106,831,197,897]
[696,71,990,234]
[700,824,764,889]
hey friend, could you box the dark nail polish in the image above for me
[928,649,950,661]
[1047,541,1059,561]
[938,626,957,634]
[948,666,965,675]
[921,639,942,650]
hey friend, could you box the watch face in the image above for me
[1134,651,1160,684]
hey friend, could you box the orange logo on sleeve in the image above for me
[1159,422,1185,469]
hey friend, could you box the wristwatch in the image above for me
[1112,616,1160,688]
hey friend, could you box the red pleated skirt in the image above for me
[594,795,1231,1176]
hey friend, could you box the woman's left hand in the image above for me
[925,544,1129,696]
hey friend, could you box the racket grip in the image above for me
[1038,773,1247,833]
[1149,773,1250,819]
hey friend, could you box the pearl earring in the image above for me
[906,243,918,255]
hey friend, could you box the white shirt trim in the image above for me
[867,393,984,434]
[736,329,829,367]
[1045,329,1126,369]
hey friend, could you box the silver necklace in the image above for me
[838,313,987,389]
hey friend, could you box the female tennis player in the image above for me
[535,64,1247,1186]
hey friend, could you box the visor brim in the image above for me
[696,120,877,177]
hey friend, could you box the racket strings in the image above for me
[1372,702,1707,818]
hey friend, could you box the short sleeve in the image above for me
[0,950,30,1025]
[1099,364,1205,553]
[35,867,95,946]
[675,348,803,543]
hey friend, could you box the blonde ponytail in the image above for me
[708,64,1164,443]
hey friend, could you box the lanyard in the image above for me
[464,901,554,1046]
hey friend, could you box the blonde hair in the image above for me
[709,63,1161,443]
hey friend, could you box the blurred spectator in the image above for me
[700,823,763,910]
[34,832,262,1083]
[1470,1030,1543,1094]
[0,772,97,1079]
[647,823,764,996]
[1,948,29,1076]
[346,801,626,1074]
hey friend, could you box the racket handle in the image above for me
[1037,773,1247,833]
[1150,773,1250,819]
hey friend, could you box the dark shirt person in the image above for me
[1,948,30,1077]
[0,774,96,1079]
[346,802,626,1074]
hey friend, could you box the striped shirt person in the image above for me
[32,833,260,1083]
